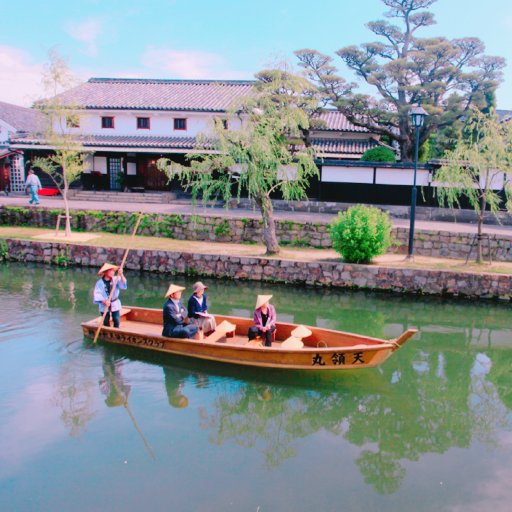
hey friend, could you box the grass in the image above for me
[2,226,512,274]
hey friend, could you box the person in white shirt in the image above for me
[93,263,127,328]
[25,169,42,205]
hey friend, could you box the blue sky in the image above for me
[2,0,512,107]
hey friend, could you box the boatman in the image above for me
[93,263,127,328]
[162,284,199,339]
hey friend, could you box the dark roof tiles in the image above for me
[0,101,45,132]
[53,78,256,112]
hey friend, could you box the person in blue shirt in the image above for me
[93,263,127,328]
[25,169,42,205]
[187,281,217,338]
[162,284,199,339]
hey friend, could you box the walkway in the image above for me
[2,194,512,237]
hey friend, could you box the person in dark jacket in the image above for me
[187,281,217,338]
[162,284,199,339]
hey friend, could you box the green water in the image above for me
[1,262,511,511]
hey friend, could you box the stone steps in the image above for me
[69,191,176,203]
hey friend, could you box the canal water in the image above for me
[1,263,512,512]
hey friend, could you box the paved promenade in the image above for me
[3,194,512,237]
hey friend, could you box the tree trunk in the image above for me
[476,196,486,264]
[63,179,72,237]
[256,195,280,255]
[476,214,483,264]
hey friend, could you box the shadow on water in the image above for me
[89,337,387,391]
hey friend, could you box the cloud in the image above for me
[65,17,104,57]
[141,46,250,80]
[0,45,44,106]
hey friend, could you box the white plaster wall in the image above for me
[0,120,16,143]
[322,166,374,184]
[59,111,243,137]
[376,168,430,186]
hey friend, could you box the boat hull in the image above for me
[82,306,417,371]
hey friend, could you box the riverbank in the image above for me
[1,228,511,300]
[3,205,512,262]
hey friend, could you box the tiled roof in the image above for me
[10,133,214,151]
[311,138,380,156]
[0,101,45,132]
[11,133,381,157]
[316,111,370,133]
[51,78,256,112]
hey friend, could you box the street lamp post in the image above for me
[407,105,428,260]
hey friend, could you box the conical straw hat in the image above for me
[165,284,186,298]
[255,294,273,309]
[291,325,312,339]
[281,336,304,349]
[98,263,119,276]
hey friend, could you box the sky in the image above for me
[1,0,512,108]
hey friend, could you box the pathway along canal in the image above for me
[1,262,512,511]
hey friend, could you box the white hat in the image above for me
[165,284,186,298]
[192,281,208,293]
[291,325,312,339]
[255,294,273,309]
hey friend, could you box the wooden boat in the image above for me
[81,306,418,371]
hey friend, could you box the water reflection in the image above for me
[2,262,512,509]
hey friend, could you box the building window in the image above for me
[174,118,187,131]
[137,117,150,130]
[101,116,115,129]
[66,115,80,128]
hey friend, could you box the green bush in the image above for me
[330,205,392,263]
[360,146,396,162]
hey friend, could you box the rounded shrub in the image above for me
[360,146,396,162]
[330,205,392,263]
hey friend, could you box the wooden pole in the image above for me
[93,211,144,344]
[103,359,156,460]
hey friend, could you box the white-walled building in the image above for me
[9,78,386,192]
[0,101,45,193]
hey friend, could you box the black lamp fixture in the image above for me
[407,104,428,259]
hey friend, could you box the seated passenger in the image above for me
[162,284,199,339]
[188,281,217,337]
[248,294,276,347]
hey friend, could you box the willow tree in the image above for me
[295,0,505,161]
[32,50,88,237]
[158,70,319,255]
[435,109,512,263]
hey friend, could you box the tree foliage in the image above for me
[435,109,512,262]
[32,49,89,237]
[158,70,319,255]
[330,205,393,263]
[360,146,396,162]
[295,0,505,161]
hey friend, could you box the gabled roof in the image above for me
[52,78,256,112]
[316,111,370,133]
[0,101,45,132]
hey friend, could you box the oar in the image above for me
[93,211,145,344]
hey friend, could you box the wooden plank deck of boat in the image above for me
[119,318,277,348]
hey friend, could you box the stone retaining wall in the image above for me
[2,238,510,301]
[2,206,512,261]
